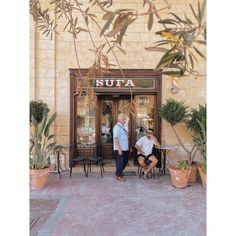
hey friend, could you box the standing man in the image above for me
[135,128,161,180]
[113,113,129,182]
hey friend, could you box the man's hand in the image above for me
[118,149,122,156]
[152,137,161,148]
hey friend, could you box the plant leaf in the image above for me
[161,32,180,42]
[193,46,206,59]
[148,13,153,31]
[117,45,127,55]
[145,46,168,52]
[44,112,57,137]
[169,12,182,22]
[201,0,206,20]
[188,53,194,69]
[194,40,206,45]
[189,4,198,21]
[100,13,116,36]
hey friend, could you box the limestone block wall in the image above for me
[30,0,206,164]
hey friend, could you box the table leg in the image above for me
[57,153,62,179]
[161,150,167,175]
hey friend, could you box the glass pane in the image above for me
[101,100,113,144]
[76,95,96,144]
[118,99,129,132]
[134,95,155,142]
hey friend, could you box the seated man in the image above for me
[135,128,161,180]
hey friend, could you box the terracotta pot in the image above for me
[30,168,50,189]
[188,164,198,183]
[168,166,191,188]
[198,166,206,188]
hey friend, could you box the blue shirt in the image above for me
[113,122,129,151]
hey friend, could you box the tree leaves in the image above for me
[100,9,137,45]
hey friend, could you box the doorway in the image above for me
[98,95,157,159]
[98,96,131,159]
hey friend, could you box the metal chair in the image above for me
[134,146,161,179]
[70,143,88,178]
[87,143,105,178]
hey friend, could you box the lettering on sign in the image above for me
[95,79,135,87]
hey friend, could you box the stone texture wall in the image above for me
[30,0,206,164]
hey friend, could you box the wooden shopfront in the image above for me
[69,69,162,160]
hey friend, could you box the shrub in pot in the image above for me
[160,99,199,182]
[187,105,206,182]
[168,160,191,188]
[30,100,57,189]
[193,117,206,188]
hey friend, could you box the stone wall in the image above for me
[30,0,206,164]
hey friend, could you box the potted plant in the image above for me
[30,100,57,189]
[160,99,199,183]
[193,116,206,188]
[168,160,191,188]
[187,105,206,185]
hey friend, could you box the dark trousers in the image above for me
[114,150,128,177]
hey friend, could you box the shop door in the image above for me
[98,96,131,159]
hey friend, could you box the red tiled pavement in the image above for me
[30,171,206,236]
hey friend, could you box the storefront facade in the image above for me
[30,0,206,165]
[70,69,161,160]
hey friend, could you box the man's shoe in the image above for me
[116,176,125,182]
[142,175,148,180]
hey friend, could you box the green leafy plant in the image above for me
[193,117,206,160]
[30,100,50,124]
[160,99,206,165]
[160,98,188,126]
[149,0,206,77]
[187,105,206,134]
[177,160,189,171]
[30,112,57,169]
[201,162,206,174]
[188,105,206,171]
[160,98,199,163]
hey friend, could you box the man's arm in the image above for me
[152,137,161,148]
[135,144,145,156]
[114,137,122,156]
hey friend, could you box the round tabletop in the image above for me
[158,145,178,150]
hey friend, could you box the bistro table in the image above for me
[157,145,178,175]
[50,144,69,179]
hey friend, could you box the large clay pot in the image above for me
[168,166,191,188]
[189,164,198,183]
[30,168,50,189]
[198,166,206,188]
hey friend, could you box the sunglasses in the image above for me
[146,131,153,134]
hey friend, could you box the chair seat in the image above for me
[72,156,86,162]
[88,156,102,161]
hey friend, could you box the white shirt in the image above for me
[136,136,156,156]
[113,122,129,151]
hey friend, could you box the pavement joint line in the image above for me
[30,194,72,236]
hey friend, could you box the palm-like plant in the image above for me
[160,98,196,163]
[30,112,57,169]
[193,117,206,168]
[188,105,206,173]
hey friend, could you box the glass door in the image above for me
[99,96,130,159]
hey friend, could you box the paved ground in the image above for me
[30,169,206,236]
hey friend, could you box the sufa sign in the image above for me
[95,79,135,87]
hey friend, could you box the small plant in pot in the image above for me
[30,100,57,189]
[168,160,191,188]
[193,116,206,188]
[160,99,199,183]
